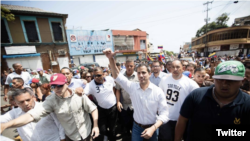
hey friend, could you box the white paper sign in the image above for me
[230,44,239,50]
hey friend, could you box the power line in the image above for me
[86,3,231,30]
[212,0,232,21]
[80,0,232,28]
[230,1,246,16]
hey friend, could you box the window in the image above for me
[24,21,39,42]
[51,22,63,41]
[140,40,146,49]
[1,19,10,43]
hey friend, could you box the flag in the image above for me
[158,45,163,49]
[147,53,154,61]
[158,53,165,63]
[208,52,216,57]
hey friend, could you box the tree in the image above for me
[195,13,229,37]
[216,13,229,27]
[1,6,15,21]
[163,50,174,56]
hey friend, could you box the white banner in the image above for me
[5,46,36,55]
[230,44,239,50]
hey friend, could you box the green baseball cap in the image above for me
[213,61,245,81]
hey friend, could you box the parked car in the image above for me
[80,62,100,69]
[180,57,194,62]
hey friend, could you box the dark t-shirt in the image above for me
[180,85,250,141]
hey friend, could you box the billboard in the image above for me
[66,30,114,55]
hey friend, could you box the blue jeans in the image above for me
[132,122,158,141]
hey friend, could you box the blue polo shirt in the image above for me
[180,85,250,141]
[68,78,86,89]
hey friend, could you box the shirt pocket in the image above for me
[147,99,158,114]
[74,106,86,124]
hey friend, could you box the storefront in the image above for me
[208,44,243,57]
[3,46,43,70]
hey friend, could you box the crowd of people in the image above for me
[1,48,250,141]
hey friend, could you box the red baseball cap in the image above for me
[50,73,67,85]
[31,78,39,83]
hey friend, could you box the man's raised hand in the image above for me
[103,48,117,59]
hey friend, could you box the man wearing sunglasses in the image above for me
[84,67,117,141]
[103,48,169,141]
[1,73,99,141]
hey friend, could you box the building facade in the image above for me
[183,42,191,53]
[112,29,148,63]
[234,15,250,26]
[191,26,250,57]
[1,4,69,73]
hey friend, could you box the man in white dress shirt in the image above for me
[0,88,65,141]
[103,48,169,141]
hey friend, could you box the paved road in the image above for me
[1,87,18,140]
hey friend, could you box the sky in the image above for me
[2,0,250,53]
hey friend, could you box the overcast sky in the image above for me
[2,0,250,53]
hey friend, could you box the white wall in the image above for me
[57,57,69,70]
[80,55,94,64]
[116,56,126,64]
[6,56,43,70]
[95,55,109,67]
[72,55,94,66]
[128,56,137,61]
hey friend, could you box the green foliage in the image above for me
[163,50,174,56]
[196,13,229,37]
[1,6,15,21]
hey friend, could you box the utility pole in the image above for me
[203,1,213,57]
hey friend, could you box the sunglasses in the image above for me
[51,85,64,89]
[94,74,102,78]
[86,76,91,78]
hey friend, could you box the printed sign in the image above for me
[66,30,114,55]
[208,46,220,52]
[123,52,136,55]
[230,44,239,50]
[70,34,77,42]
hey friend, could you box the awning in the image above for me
[3,53,41,59]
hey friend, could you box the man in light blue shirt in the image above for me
[149,61,168,87]
[60,67,87,93]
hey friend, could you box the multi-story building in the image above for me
[112,28,148,63]
[191,25,250,57]
[1,4,69,72]
[234,15,250,26]
[183,42,191,53]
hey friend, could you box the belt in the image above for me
[134,120,153,129]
